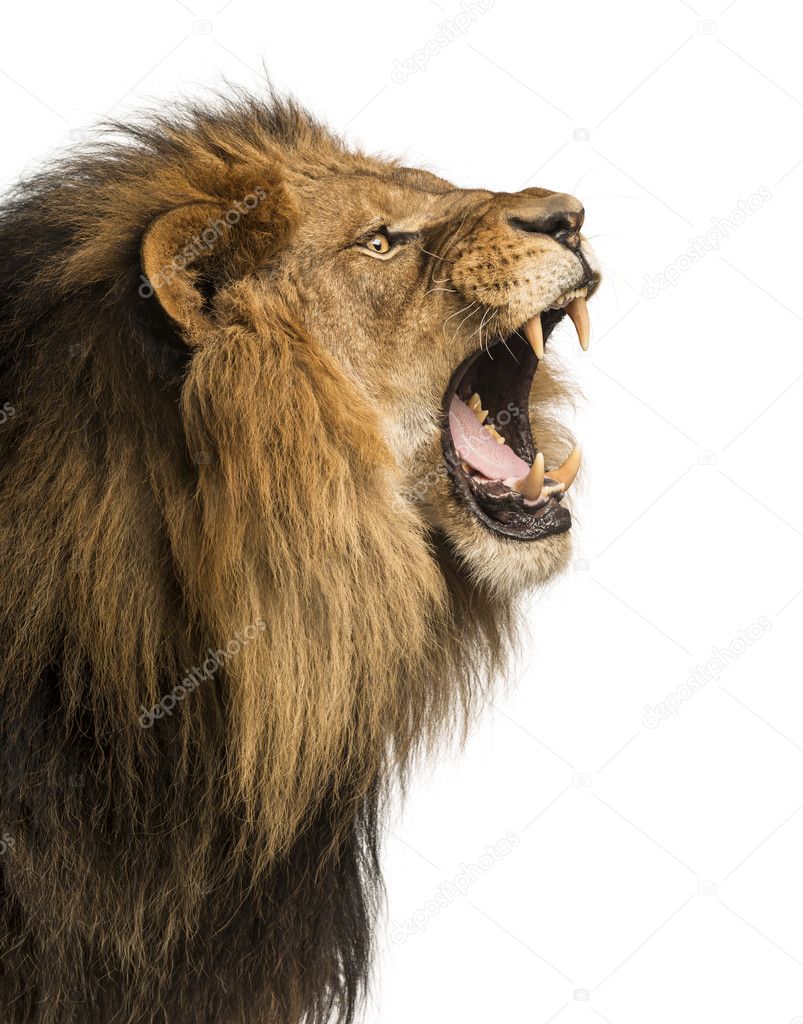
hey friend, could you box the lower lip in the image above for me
[445,451,572,542]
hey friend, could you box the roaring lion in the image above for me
[0,91,599,1023]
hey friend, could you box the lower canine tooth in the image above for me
[546,445,581,491]
[524,315,544,360]
[514,451,545,501]
[566,297,590,351]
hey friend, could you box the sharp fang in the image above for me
[524,315,544,360]
[566,297,590,351]
[546,445,581,491]
[514,451,545,501]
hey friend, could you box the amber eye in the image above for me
[366,232,391,254]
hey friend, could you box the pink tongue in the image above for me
[449,395,531,481]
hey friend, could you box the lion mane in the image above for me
[0,93,515,1023]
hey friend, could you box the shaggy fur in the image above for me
[0,90,593,1023]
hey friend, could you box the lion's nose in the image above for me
[506,191,585,250]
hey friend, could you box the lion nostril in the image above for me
[508,210,583,244]
[554,228,581,250]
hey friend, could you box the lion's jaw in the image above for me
[285,172,599,600]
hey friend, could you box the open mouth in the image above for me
[441,292,589,542]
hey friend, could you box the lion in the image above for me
[0,90,599,1023]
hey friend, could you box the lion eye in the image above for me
[354,226,417,259]
[366,232,391,254]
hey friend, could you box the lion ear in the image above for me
[140,184,292,334]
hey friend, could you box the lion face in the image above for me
[274,168,599,595]
[133,106,598,600]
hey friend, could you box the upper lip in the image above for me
[440,282,594,542]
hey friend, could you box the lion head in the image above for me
[133,95,598,601]
[0,92,598,1023]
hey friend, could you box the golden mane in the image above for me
[0,92,516,1023]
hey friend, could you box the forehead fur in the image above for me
[1,91,467,324]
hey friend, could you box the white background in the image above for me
[2,2,802,1022]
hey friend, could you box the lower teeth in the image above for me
[464,390,581,506]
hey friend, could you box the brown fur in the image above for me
[0,89,593,1022]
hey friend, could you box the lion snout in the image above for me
[449,188,594,327]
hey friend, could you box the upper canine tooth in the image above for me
[546,445,581,491]
[514,451,545,501]
[524,315,544,360]
[566,297,590,351]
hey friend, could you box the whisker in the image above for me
[459,304,483,329]
[504,328,526,363]
[500,333,519,362]
[467,305,495,358]
[418,245,454,265]
[443,301,477,329]
[445,302,482,347]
